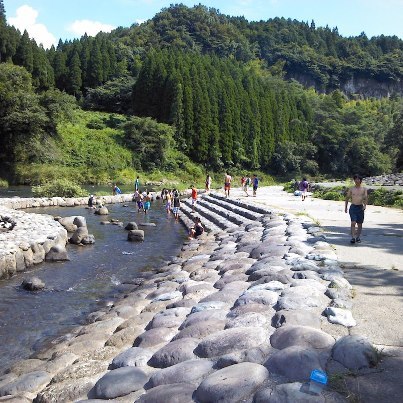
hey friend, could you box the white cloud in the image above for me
[67,20,116,37]
[8,5,57,49]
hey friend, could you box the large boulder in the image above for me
[21,277,45,291]
[128,230,145,242]
[73,216,87,228]
[69,227,89,244]
[95,206,109,215]
[125,222,138,230]
[45,244,69,261]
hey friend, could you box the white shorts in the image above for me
[192,198,197,205]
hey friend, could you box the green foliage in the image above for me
[321,190,345,201]
[0,178,8,187]
[32,178,87,198]
[368,188,403,207]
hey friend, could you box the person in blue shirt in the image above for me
[113,184,122,195]
[134,176,140,192]
[252,174,259,197]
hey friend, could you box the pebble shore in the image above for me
[0,193,380,402]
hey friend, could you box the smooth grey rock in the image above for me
[73,216,87,228]
[325,307,356,327]
[195,362,269,402]
[137,383,196,403]
[190,301,230,313]
[21,276,45,291]
[81,234,95,245]
[146,314,184,330]
[148,338,199,368]
[261,382,325,402]
[329,298,353,310]
[148,359,214,388]
[58,216,77,232]
[128,229,145,242]
[152,290,182,302]
[70,227,89,244]
[266,346,324,382]
[134,327,177,348]
[195,327,267,358]
[277,286,329,310]
[95,206,109,215]
[270,325,334,350]
[92,366,148,399]
[179,309,228,329]
[234,289,278,307]
[111,347,153,369]
[173,319,226,340]
[0,371,51,396]
[328,278,352,290]
[227,303,275,318]
[253,269,293,285]
[45,244,69,261]
[272,310,321,329]
[225,312,268,329]
[216,346,273,368]
[199,290,240,305]
[125,222,138,230]
[332,335,378,370]
[248,281,286,292]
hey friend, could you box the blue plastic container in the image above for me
[309,369,328,395]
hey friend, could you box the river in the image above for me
[0,199,187,372]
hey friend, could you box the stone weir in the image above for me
[0,193,379,402]
[0,194,133,280]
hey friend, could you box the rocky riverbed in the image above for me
[0,193,381,402]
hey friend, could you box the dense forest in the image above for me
[0,2,402,185]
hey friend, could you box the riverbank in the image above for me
[0,194,135,280]
[0,190,391,402]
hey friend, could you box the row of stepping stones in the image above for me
[0,194,378,402]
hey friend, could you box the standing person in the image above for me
[113,184,122,195]
[165,189,172,214]
[88,194,95,208]
[172,190,181,220]
[224,172,232,198]
[244,175,251,196]
[345,174,368,244]
[241,176,246,191]
[191,185,198,212]
[252,174,259,197]
[143,192,151,215]
[205,174,212,194]
[299,178,309,201]
[134,190,144,212]
[134,176,140,192]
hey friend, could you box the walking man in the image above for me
[252,174,259,197]
[224,172,232,198]
[345,174,368,244]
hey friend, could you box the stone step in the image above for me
[201,195,262,221]
[180,203,222,233]
[182,199,238,231]
[208,193,272,215]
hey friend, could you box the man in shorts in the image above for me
[345,174,368,244]
[224,172,232,198]
[191,185,198,212]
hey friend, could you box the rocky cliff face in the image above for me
[287,72,403,98]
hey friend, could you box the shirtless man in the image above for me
[345,174,368,244]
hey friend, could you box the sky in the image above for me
[4,0,403,49]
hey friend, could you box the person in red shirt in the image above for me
[191,185,198,212]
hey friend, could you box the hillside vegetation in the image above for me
[0,2,402,186]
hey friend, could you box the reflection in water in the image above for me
[0,200,187,372]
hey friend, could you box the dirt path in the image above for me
[227,185,403,402]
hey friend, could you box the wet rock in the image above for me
[73,216,87,228]
[21,276,45,291]
[128,230,145,242]
[125,222,138,230]
[194,362,269,402]
[45,243,69,261]
[95,206,109,215]
[69,227,89,244]
[92,366,148,399]
[81,234,95,245]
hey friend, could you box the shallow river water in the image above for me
[0,200,187,372]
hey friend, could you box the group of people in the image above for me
[161,188,182,220]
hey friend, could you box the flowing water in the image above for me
[0,200,187,372]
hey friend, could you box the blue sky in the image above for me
[5,0,403,49]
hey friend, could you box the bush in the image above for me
[368,188,401,206]
[0,178,8,187]
[322,191,345,201]
[32,179,88,198]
